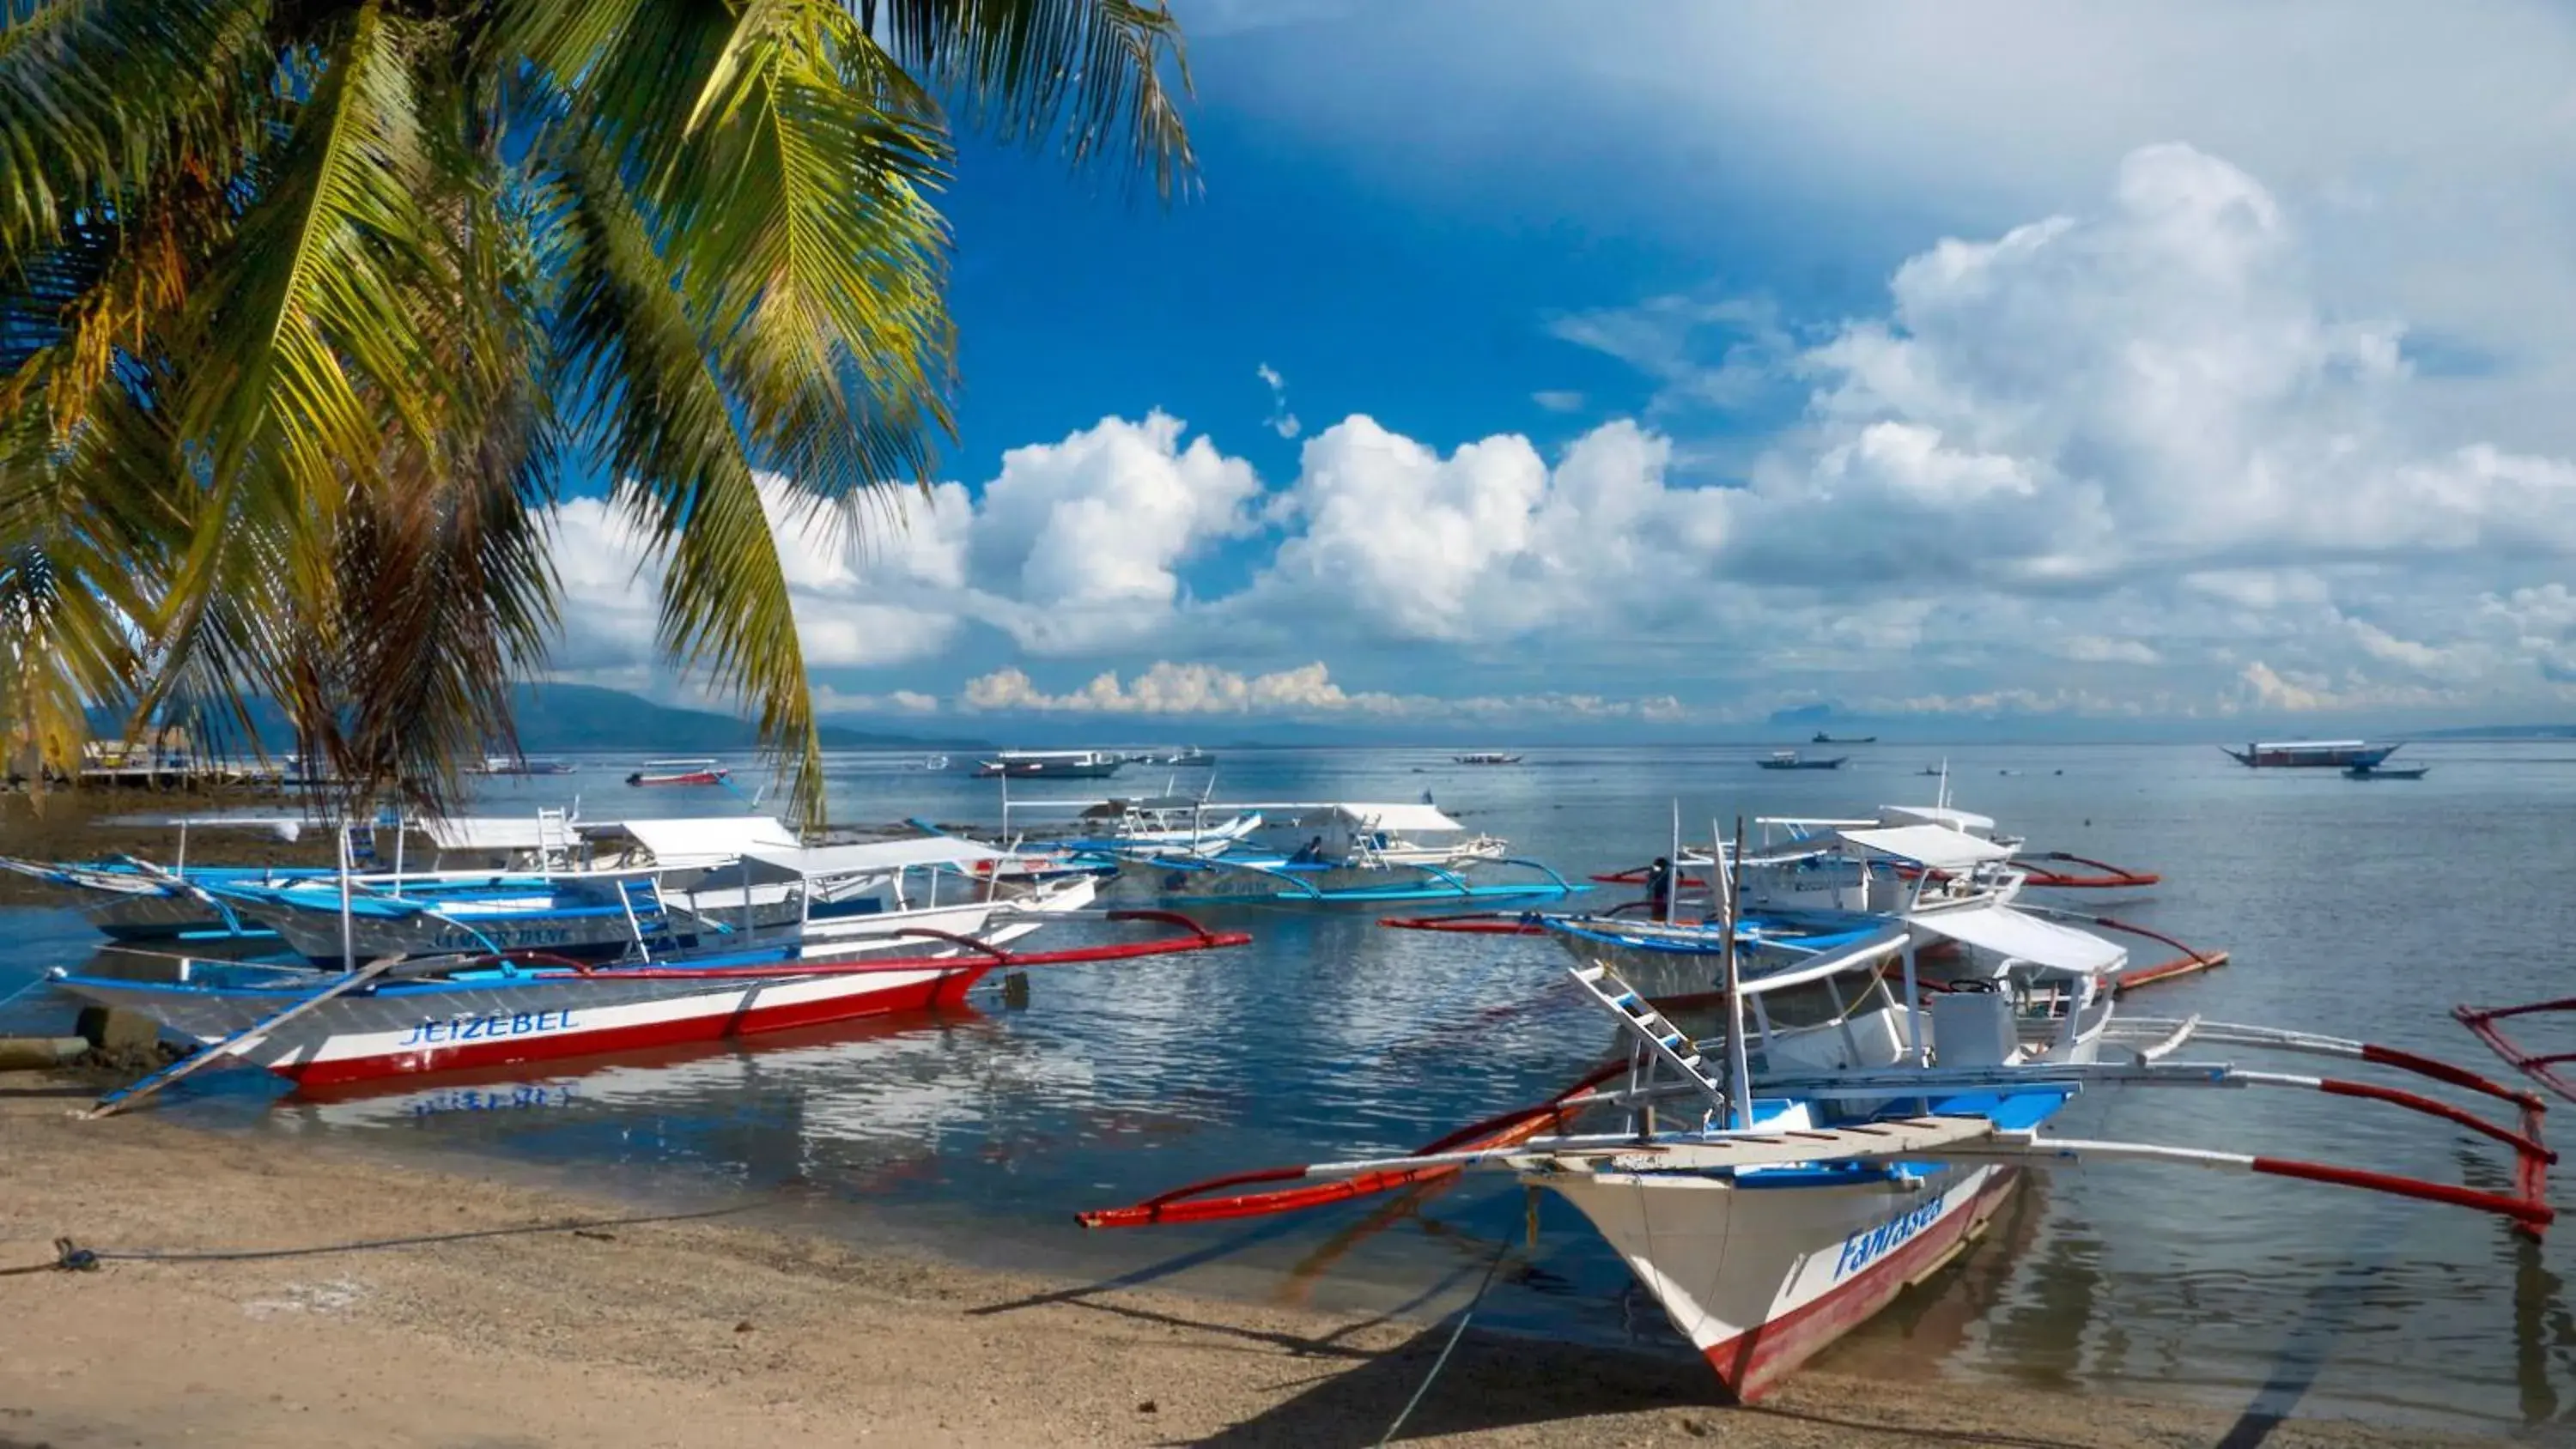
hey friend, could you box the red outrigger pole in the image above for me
[1077,1058,1627,1228]
[2457,998,2576,1107]
[2015,852,2163,890]
[1376,911,1552,936]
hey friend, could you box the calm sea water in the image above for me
[8,741,2576,1436]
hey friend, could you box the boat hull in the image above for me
[222,892,696,963]
[2227,744,2397,768]
[1538,1161,2018,1402]
[51,961,986,1088]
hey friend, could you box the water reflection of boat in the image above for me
[284,1009,1095,1199]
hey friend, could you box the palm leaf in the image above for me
[0,0,275,264]
[143,2,453,759]
[869,0,1195,197]
[554,134,828,827]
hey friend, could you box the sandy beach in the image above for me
[0,1075,2514,1449]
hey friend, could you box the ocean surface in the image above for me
[8,741,2576,1437]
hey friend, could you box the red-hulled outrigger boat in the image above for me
[54,911,1245,1113]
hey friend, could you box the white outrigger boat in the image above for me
[1087,892,2551,1404]
[48,834,1176,1106]
[201,831,1094,966]
[995,791,1263,859]
[1096,801,1577,907]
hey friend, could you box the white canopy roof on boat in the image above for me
[1876,804,1997,834]
[103,812,311,840]
[1836,824,2015,870]
[589,816,800,864]
[1905,905,2125,974]
[1834,823,2009,870]
[737,835,1018,881]
[418,815,574,852]
[1278,802,1465,834]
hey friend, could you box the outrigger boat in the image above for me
[471,755,579,776]
[1757,750,1845,771]
[1095,801,1577,908]
[0,809,607,943]
[1084,896,2553,1404]
[625,758,729,787]
[2224,738,2401,769]
[52,907,1243,1101]
[1012,796,1262,858]
[3,812,803,948]
[199,832,1095,967]
[973,749,1126,780]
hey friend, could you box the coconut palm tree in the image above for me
[0,0,1192,826]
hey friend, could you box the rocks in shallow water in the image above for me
[76,1005,161,1055]
[0,1035,85,1070]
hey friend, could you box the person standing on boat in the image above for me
[1646,856,1674,919]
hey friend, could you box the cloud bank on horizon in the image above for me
[544,6,2576,728]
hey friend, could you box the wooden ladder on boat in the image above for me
[87,958,402,1120]
[1570,961,1729,1105]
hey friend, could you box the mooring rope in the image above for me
[3,1202,761,1276]
[1376,1231,1515,1447]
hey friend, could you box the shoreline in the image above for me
[0,1076,2512,1447]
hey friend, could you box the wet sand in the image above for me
[0,1080,2509,1448]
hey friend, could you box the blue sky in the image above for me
[548,1,2576,737]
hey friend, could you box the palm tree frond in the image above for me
[872,0,1194,197]
[0,0,275,264]
[556,136,826,828]
[145,2,453,746]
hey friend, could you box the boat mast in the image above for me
[1666,798,1680,926]
[336,820,355,973]
[1721,813,1754,1130]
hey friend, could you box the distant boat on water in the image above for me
[2344,762,2431,779]
[1758,750,1847,771]
[1811,731,1877,744]
[2224,739,2401,769]
[473,755,577,777]
[625,758,728,787]
[1453,752,1524,766]
[974,749,1125,779]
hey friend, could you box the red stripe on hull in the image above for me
[275,966,989,1088]
[1703,1167,2022,1403]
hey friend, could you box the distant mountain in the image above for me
[94,683,985,753]
[2407,723,2576,741]
[512,684,986,751]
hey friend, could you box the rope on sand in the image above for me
[0,1202,761,1276]
[1376,1232,1515,1447]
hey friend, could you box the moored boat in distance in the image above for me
[471,755,579,777]
[1453,752,1523,765]
[2345,761,2432,779]
[1758,750,1847,771]
[1811,731,1877,744]
[2223,738,2401,768]
[973,749,1126,779]
[625,758,729,787]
